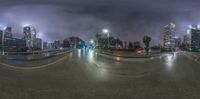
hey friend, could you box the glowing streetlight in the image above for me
[188,25,192,29]
[102,28,109,34]
[102,28,110,49]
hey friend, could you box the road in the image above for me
[0,49,200,99]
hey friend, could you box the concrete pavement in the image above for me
[0,49,200,99]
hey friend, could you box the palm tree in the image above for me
[143,36,151,55]
[95,33,102,48]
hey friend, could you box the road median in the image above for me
[182,52,200,64]
[96,50,163,61]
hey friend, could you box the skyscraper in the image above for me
[23,26,31,39]
[43,41,48,50]
[31,27,37,39]
[191,28,200,52]
[54,40,61,49]
[163,23,176,49]
[4,26,12,38]
[23,26,32,49]
[175,37,181,48]
[33,38,42,50]
[23,26,38,50]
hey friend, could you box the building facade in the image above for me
[191,29,200,52]
[4,38,26,52]
[43,41,48,50]
[53,40,61,49]
[32,38,42,50]
[163,23,176,49]
[4,26,12,38]
[23,26,38,50]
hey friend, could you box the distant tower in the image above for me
[23,26,32,49]
[4,26,12,38]
[183,35,190,44]
[23,26,31,39]
[31,27,37,39]
[163,23,176,49]
[191,25,200,51]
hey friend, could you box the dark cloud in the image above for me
[0,0,199,45]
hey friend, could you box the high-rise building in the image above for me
[191,28,200,52]
[23,26,32,39]
[23,26,38,50]
[4,38,26,52]
[54,40,61,49]
[43,41,48,50]
[32,38,42,50]
[23,26,32,49]
[175,37,182,48]
[163,23,176,49]
[183,35,190,44]
[4,26,12,38]
[31,27,37,39]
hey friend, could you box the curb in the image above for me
[98,51,152,58]
[97,52,160,62]
[183,52,200,64]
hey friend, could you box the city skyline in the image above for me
[0,0,200,44]
[0,23,198,44]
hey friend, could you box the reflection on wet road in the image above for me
[0,49,200,99]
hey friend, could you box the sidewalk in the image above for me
[185,52,200,62]
[191,52,200,61]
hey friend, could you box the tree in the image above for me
[116,38,123,49]
[63,39,70,48]
[95,33,102,48]
[128,42,134,49]
[143,36,151,55]
[133,41,141,49]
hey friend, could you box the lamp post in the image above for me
[102,28,110,49]
[90,39,94,49]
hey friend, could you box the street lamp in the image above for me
[102,28,110,49]
[90,39,95,49]
[90,39,94,44]
[102,28,109,34]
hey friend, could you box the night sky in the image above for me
[0,0,199,45]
